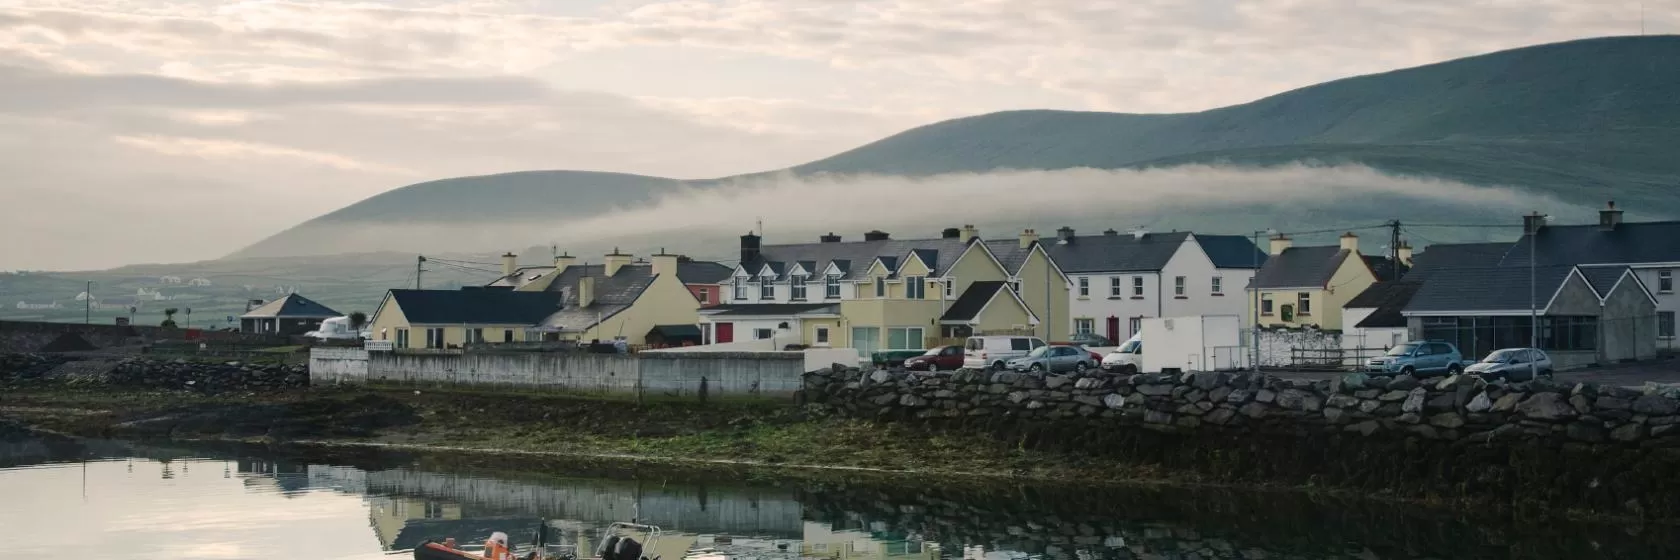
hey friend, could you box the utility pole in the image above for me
[84,281,92,324]
[1388,220,1402,281]
[415,255,426,289]
[1251,231,1260,373]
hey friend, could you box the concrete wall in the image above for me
[1601,274,1660,362]
[310,348,806,398]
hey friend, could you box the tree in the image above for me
[161,307,179,328]
[348,311,368,330]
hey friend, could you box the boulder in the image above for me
[1226,389,1254,404]
[899,394,929,407]
[1175,415,1202,428]
[1387,374,1420,391]
[1189,371,1226,391]
[1569,394,1594,415]
[1518,392,1578,421]
[1276,389,1323,412]
[1492,392,1525,412]
[1326,394,1361,409]
[1205,408,1237,425]
[1466,392,1493,413]
[1566,422,1605,443]
[1324,407,1349,425]
[1330,371,1369,393]
[1348,420,1381,436]
[1400,388,1428,414]
[1209,386,1233,404]
[1378,390,1411,402]
[1239,402,1269,419]
[1144,410,1173,424]
[1611,423,1645,442]
[1632,395,1680,416]
[1595,396,1632,411]
[1102,393,1127,409]
[1255,389,1277,404]
[1429,412,1466,429]
[1359,399,1383,414]
[1044,375,1074,389]
[1137,384,1175,397]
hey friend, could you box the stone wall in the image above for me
[0,319,293,353]
[312,348,807,399]
[108,357,309,392]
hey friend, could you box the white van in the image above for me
[1101,333,1142,374]
[962,335,1046,370]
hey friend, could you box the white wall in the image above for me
[1068,271,1157,341]
[1632,267,1678,349]
[699,317,801,346]
[1340,307,1407,366]
[1065,236,1258,343]
[722,271,855,305]
[310,348,808,398]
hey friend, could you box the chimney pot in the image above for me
[1599,200,1624,231]
[820,232,842,243]
[959,224,979,243]
[1103,228,1118,236]
[1339,232,1359,252]
[1268,234,1293,256]
[1018,228,1040,249]
[501,252,518,276]
[864,230,890,241]
[740,232,763,264]
[941,227,961,239]
[1056,226,1075,243]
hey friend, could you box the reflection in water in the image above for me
[1,437,1677,560]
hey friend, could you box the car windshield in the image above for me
[1116,339,1140,353]
[1026,346,1049,358]
[1483,349,1520,363]
[1386,343,1422,356]
[922,347,944,356]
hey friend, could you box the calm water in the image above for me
[2,437,1677,560]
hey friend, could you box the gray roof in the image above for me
[1043,232,1189,273]
[940,281,1005,322]
[1194,235,1269,269]
[1578,267,1631,296]
[1344,281,1422,329]
[488,266,557,288]
[1402,265,1576,314]
[385,289,562,325]
[983,240,1034,274]
[752,237,974,280]
[241,293,341,319]
[676,260,733,284]
[532,263,658,332]
[1402,242,1516,282]
[1251,246,1358,289]
[1504,221,1680,267]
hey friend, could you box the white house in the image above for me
[1506,203,1680,352]
[1340,281,1420,364]
[1046,227,1268,344]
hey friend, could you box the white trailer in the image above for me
[1135,315,1246,374]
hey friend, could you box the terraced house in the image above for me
[699,226,1068,357]
[1048,227,1267,343]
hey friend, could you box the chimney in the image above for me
[1103,228,1118,236]
[1523,212,1547,236]
[1339,232,1359,252]
[864,230,890,241]
[1056,226,1075,244]
[1018,228,1039,249]
[553,252,575,275]
[1268,234,1292,256]
[959,224,979,243]
[650,248,679,278]
[741,232,762,264]
[1397,241,1413,267]
[941,227,961,239]
[603,248,631,277]
[577,276,595,307]
[819,232,842,243]
[501,252,518,276]
[1599,200,1623,231]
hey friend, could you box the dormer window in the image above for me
[875,276,886,298]
[732,278,747,300]
[760,276,775,299]
[825,274,841,299]
[791,275,808,300]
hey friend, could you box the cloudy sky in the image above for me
[0,0,1667,271]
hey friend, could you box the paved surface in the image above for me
[1272,357,1680,387]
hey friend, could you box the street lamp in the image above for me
[1526,212,1550,381]
[1251,228,1278,373]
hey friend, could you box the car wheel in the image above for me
[1541,369,1554,379]
[1400,366,1416,376]
[992,361,1006,371]
[1029,363,1044,373]
[1074,361,1089,373]
[1447,363,1463,376]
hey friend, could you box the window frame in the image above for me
[1261,295,1274,316]
[815,326,831,345]
[1660,269,1674,294]
[1174,276,1186,297]
[1211,276,1223,295]
[1077,277,1089,297]
[906,276,925,299]
[874,276,886,298]
[732,278,747,300]
[1109,276,1122,298]
[1131,276,1144,297]
[697,287,711,304]
[1074,318,1095,335]
[1659,311,1676,339]
[753,328,773,340]
[791,275,808,301]
[886,326,925,350]
[944,278,954,298]
[759,276,775,299]
[1297,292,1312,315]
[825,274,842,299]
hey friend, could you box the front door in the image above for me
[715,322,734,343]
[1106,316,1120,343]
[852,327,880,358]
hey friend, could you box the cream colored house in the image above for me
[700,226,1065,357]
[1246,233,1379,331]
[368,250,702,347]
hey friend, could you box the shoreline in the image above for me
[2,384,1676,525]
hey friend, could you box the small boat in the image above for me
[414,522,660,560]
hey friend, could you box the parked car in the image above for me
[871,349,929,368]
[1066,332,1115,348]
[1007,345,1096,374]
[962,335,1047,370]
[1101,334,1143,374]
[904,345,965,372]
[1464,348,1553,381]
[1365,341,1464,377]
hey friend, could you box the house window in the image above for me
[1211,276,1223,294]
[1075,318,1094,335]
[1659,312,1675,339]
[1540,316,1597,351]
[815,326,831,345]
[754,328,773,340]
[1010,279,1021,294]
[887,327,925,350]
[1109,276,1121,297]
[791,275,808,300]
[875,276,886,298]
[465,328,483,344]
[1298,292,1312,315]
[1174,276,1186,297]
[425,328,444,349]
[1077,277,1089,297]
[944,279,954,298]
[1261,294,1274,315]
[906,276,925,299]
[697,287,711,304]
[395,329,409,349]
[732,278,747,300]
[1132,276,1144,297]
[759,277,775,299]
[825,275,841,298]
[1661,270,1674,293]
[1128,317,1141,336]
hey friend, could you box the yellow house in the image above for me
[368,250,702,347]
[700,226,1064,357]
[1246,233,1379,331]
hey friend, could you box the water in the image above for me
[2,437,1676,559]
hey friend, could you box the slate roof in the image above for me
[1344,281,1421,329]
[532,263,658,332]
[1194,235,1269,269]
[1250,246,1356,289]
[1402,265,1577,314]
[487,266,558,288]
[1578,267,1633,297]
[940,281,1006,322]
[1042,232,1189,273]
[910,249,940,272]
[1362,255,1410,282]
[676,260,733,284]
[1503,221,1680,267]
[385,289,563,325]
[701,303,839,317]
[241,293,341,319]
[751,237,974,280]
[1402,242,1516,282]
[983,240,1034,274]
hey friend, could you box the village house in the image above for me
[1048,227,1266,343]
[368,289,565,348]
[700,226,1064,356]
[1247,232,1380,331]
[488,252,733,309]
[1339,280,1421,355]
[240,293,341,335]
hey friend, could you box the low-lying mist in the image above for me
[268,163,1592,264]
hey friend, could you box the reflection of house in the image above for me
[160,276,183,284]
[1247,233,1378,331]
[803,521,936,560]
[240,293,341,334]
[188,277,213,286]
[15,301,62,310]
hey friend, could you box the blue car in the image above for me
[1364,341,1465,377]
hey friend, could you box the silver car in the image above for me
[1464,348,1553,381]
[1007,345,1094,374]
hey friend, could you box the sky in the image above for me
[0,0,1670,271]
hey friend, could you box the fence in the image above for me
[1416,314,1665,370]
[309,348,807,399]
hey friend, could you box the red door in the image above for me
[715,322,734,343]
[1105,316,1120,343]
